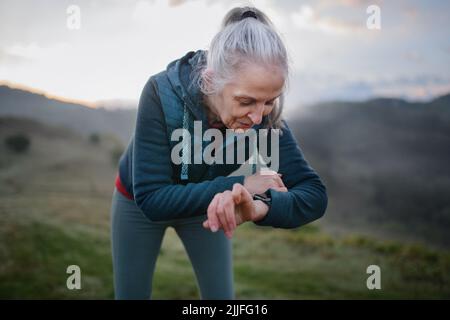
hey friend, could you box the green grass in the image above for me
[0,217,114,299]
[1,212,449,299]
[232,224,450,299]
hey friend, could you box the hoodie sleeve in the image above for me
[253,120,328,228]
[132,77,245,221]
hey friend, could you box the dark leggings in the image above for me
[110,188,234,299]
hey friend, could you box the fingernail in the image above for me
[211,225,218,232]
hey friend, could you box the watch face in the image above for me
[253,193,267,201]
[253,193,271,206]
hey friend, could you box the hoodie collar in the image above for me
[166,49,209,123]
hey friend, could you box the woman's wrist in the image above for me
[253,199,269,222]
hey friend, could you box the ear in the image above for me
[203,68,214,80]
[202,68,215,92]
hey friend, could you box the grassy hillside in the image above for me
[0,117,449,299]
[0,85,137,145]
[291,96,450,248]
[1,85,449,246]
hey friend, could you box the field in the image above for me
[1,117,449,299]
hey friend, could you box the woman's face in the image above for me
[206,63,285,130]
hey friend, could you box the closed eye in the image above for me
[240,100,275,107]
[235,93,281,107]
[239,101,254,106]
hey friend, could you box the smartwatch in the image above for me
[252,191,272,208]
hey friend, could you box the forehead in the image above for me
[227,63,285,99]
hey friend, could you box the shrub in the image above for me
[5,134,31,153]
[89,133,100,144]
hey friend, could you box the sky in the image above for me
[0,0,449,112]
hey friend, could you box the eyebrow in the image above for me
[234,93,282,102]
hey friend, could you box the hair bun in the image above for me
[241,10,258,20]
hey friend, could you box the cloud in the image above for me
[168,0,185,6]
[318,0,377,9]
[3,42,71,61]
[290,4,365,35]
[284,72,450,108]
[0,49,31,65]
[402,51,424,63]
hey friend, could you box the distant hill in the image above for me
[289,94,450,247]
[1,84,449,247]
[0,116,122,196]
[0,85,136,145]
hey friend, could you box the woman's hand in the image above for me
[244,170,287,195]
[202,183,271,239]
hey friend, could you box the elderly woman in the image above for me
[110,6,327,300]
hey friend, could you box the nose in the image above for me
[248,104,264,125]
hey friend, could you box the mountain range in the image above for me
[1,84,449,247]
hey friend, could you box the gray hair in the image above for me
[192,6,291,129]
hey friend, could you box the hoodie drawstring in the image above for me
[180,102,191,180]
[252,141,258,174]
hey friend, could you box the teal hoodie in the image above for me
[117,50,327,228]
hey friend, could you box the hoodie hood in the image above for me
[165,49,209,180]
[166,49,209,123]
